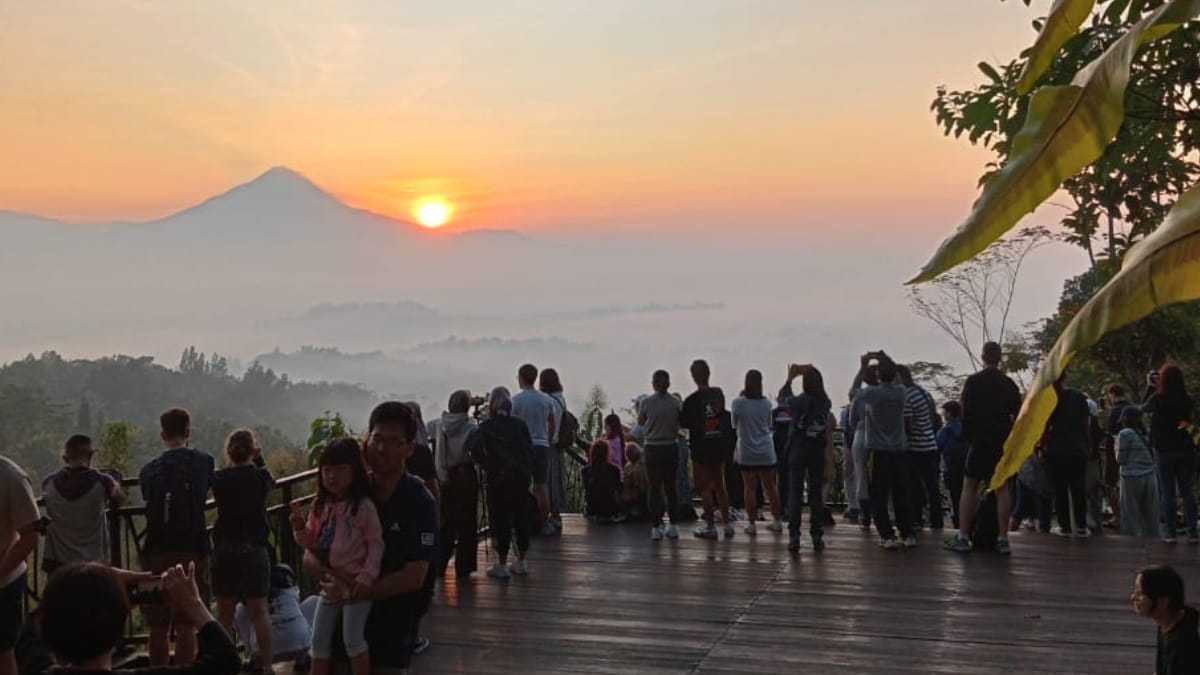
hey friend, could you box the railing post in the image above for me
[107,503,123,569]
[279,483,296,572]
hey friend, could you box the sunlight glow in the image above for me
[415,201,451,229]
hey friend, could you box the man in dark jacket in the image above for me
[1132,565,1200,675]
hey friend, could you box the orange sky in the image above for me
[0,1,1041,235]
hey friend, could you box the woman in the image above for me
[731,369,783,535]
[429,389,479,578]
[1144,365,1197,543]
[539,368,569,533]
[472,387,535,579]
[782,366,836,552]
[603,413,627,479]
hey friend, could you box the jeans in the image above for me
[1010,480,1052,532]
[908,451,943,528]
[645,443,680,525]
[440,467,479,577]
[1046,453,1087,531]
[870,451,913,541]
[487,473,532,559]
[787,448,825,541]
[1157,452,1198,539]
[1120,473,1159,538]
[311,599,372,659]
[843,445,858,508]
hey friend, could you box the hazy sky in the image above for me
[0,0,1042,238]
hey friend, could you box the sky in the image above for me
[0,0,1045,238]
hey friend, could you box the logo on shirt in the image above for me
[390,523,402,532]
[420,532,435,546]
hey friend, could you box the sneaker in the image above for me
[1022,518,1037,531]
[744,523,758,536]
[413,637,431,655]
[902,536,918,549]
[651,526,664,541]
[860,520,872,532]
[486,564,511,580]
[665,524,679,540]
[694,524,718,539]
[812,537,826,552]
[881,538,899,550]
[1053,526,1073,537]
[766,520,783,533]
[996,538,1011,555]
[943,533,971,552]
[787,538,800,553]
[1074,528,1091,539]
[1164,536,1178,544]
[723,523,736,539]
[541,523,558,537]
[510,559,529,576]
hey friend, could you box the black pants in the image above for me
[870,451,913,541]
[645,443,680,525]
[487,473,531,559]
[1046,453,1087,531]
[908,451,944,528]
[440,467,479,577]
[944,456,965,529]
[787,448,825,540]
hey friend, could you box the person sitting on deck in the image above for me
[621,443,649,520]
[1132,565,1200,675]
[583,440,623,523]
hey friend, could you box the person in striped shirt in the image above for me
[899,365,943,530]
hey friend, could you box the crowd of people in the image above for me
[2,347,1200,674]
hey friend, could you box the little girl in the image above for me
[603,413,627,479]
[290,438,383,675]
[1116,406,1159,539]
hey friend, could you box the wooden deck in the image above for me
[413,515,1200,674]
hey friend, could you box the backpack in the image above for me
[144,454,200,552]
[788,397,830,453]
[556,405,580,451]
[971,490,999,551]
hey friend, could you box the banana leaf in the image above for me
[1015,0,1096,96]
[991,182,1200,489]
[910,0,1200,284]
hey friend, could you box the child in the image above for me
[603,414,627,480]
[621,442,649,519]
[290,438,383,675]
[41,434,121,575]
[583,440,623,522]
[213,429,275,674]
[1116,406,1159,539]
[236,564,312,673]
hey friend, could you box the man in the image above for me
[944,342,1022,555]
[639,369,683,541]
[852,352,914,549]
[139,407,215,666]
[304,401,438,674]
[1132,565,1200,675]
[0,455,40,675]
[898,365,943,530]
[42,434,121,574]
[1104,383,1130,528]
[839,394,860,524]
[510,364,557,536]
[680,359,733,539]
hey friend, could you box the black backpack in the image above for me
[144,455,200,552]
[554,399,580,451]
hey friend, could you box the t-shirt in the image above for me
[365,472,438,668]
[41,466,119,566]
[1145,392,1196,454]
[680,387,727,455]
[512,388,555,447]
[1158,606,1200,675]
[731,396,776,466]
[961,368,1022,453]
[408,444,436,483]
[641,392,682,445]
[212,463,274,546]
[1045,388,1091,459]
[0,456,40,586]
[859,383,910,452]
[905,385,938,452]
[138,447,216,556]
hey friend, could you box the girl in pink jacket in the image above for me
[290,438,382,675]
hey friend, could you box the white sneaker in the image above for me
[723,523,736,539]
[881,538,899,550]
[510,559,529,576]
[903,536,918,548]
[694,524,718,539]
[766,520,783,534]
[665,524,679,540]
[486,564,510,580]
[744,523,758,536]
[1053,526,1072,537]
[651,526,664,541]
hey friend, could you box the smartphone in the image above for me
[126,578,166,605]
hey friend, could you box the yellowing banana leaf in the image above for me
[990,182,1200,490]
[909,0,1200,285]
[1015,0,1096,96]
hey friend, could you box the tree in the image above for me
[580,384,609,442]
[75,395,92,433]
[909,226,1051,370]
[907,361,967,403]
[97,420,135,478]
[307,412,352,467]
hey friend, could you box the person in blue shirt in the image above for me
[936,401,969,530]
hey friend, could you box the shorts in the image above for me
[689,442,725,468]
[0,575,24,651]
[531,445,551,485]
[140,551,212,627]
[212,544,270,600]
[965,444,1002,482]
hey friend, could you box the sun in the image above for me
[415,201,452,229]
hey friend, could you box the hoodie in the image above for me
[1158,606,1200,675]
[431,412,477,483]
[41,466,120,566]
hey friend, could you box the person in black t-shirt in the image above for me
[680,360,733,539]
[1132,565,1200,675]
[211,429,274,674]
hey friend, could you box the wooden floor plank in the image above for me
[407,516,1200,674]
